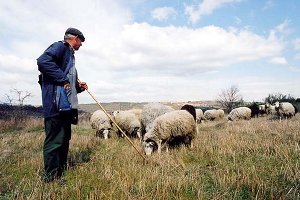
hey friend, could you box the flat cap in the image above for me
[65,27,85,42]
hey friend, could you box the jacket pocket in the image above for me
[56,86,71,112]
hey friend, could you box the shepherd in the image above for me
[37,27,88,183]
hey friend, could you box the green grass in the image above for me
[1,114,300,199]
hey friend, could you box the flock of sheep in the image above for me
[89,101,298,155]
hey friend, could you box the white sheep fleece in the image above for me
[228,107,251,121]
[275,102,295,119]
[114,110,141,137]
[204,109,218,120]
[90,110,112,131]
[195,108,204,123]
[216,109,225,119]
[143,110,197,153]
[141,103,174,134]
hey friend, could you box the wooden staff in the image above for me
[78,80,147,161]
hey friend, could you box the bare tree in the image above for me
[216,85,243,113]
[11,88,33,106]
[4,94,14,106]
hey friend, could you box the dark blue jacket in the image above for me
[37,41,82,118]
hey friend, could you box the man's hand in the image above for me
[79,81,88,91]
[64,83,71,90]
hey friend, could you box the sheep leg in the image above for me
[137,131,141,139]
[103,129,109,140]
[157,140,162,153]
[161,142,167,152]
[165,144,169,153]
[190,140,194,149]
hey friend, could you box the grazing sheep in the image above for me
[90,110,112,139]
[274,101,296,120]
[216,109,225,119]
[113,110,141,138]
[140,103,174,139]
[195,108,204,123]
[204,109,218,121]
[142,104,197,155]
[227,107,251,121]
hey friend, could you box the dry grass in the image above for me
[0,114,299,199]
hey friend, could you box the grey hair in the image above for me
[64,33,76,41]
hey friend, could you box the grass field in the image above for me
[0,109,299,199]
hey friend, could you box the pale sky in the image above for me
[0,0,299,105]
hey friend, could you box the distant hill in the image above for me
[78,101,220,114]
[0,104,44,119]
[0,101,221,120]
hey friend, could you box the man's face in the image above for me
[73,37,82,50]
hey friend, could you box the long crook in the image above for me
[78,80,147,161]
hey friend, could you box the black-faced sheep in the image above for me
[90,110,112,139]
[247,103,259,118]
[140,103,174,139]
[142,104,197,155]
[227,107,251,121]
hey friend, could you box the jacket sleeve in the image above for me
[75,70,84,93]
[37,42,69,85]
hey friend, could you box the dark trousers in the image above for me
[43,114,71,182]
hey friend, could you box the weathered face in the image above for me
[142,141,155,155]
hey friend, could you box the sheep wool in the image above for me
[140,103,174,138]
[274,102,295,119]
[128,108,142,121]
[216,109,225,119]
[90,110,112,139]
[195,108,204,123]
[204,109,218,121]
[113,110,141,138]
[227,107,251,121]
[265,103,276,115]
[142,109,197,155]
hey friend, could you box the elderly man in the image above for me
[37,27,88,183]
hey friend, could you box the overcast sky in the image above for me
[1,0,300,105]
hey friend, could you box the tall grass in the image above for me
[0,115,299,199]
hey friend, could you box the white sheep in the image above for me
[195,108,204,123]
[140,103,174,139]
[113,110,141,138]
[265,103,276,115]
[204,109,218,121]
[227,107,251,121]
[142,105,197,155]
[216,109,225,119]
[129,108,142,121]
[274,101,296,120]
[90,110,112,139]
